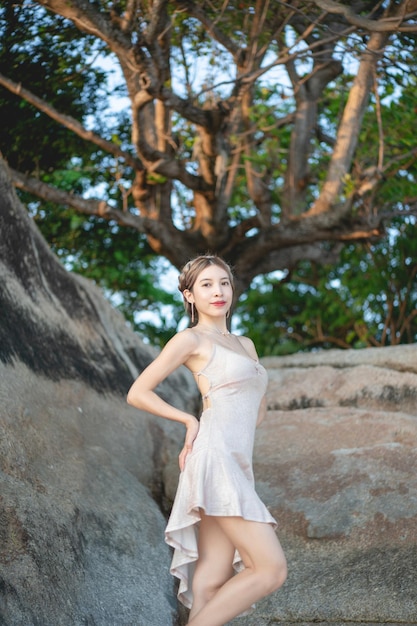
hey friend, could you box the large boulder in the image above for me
[0,157,197,625]
[229,347,417,625]
[0,364,175,626]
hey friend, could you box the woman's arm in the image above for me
[127,330,196,419]
[127,330,200,469]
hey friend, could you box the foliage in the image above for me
[0,3,108,171]
[236,218,417,356]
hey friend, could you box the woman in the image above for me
[127,255,287,625]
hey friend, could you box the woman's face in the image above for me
[188,263,233,320]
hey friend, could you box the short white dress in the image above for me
[165,342,277,609]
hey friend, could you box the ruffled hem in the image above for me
[165,464,277,610]
[166,514,276,612]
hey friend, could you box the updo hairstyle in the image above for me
[178,255,234,324]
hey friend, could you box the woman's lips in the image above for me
[211,301,226,307]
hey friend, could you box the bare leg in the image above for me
[189,513,235,619]
[187,516,287,626]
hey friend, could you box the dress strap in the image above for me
[194,371,211,401]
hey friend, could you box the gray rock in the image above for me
[0,362,184,626]
[229,348,417,625]
[0,156,196,625]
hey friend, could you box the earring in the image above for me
[191,302,195,324]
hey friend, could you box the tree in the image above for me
[236,69,417,354]
[236,216,417,355]
[1,0,417,299]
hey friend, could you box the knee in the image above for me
[261,556,288,595]
[192,582,215,605]
[192,572,226,605]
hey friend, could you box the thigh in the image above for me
[194,512,236,585]
[214,516,286,571]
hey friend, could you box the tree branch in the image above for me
[8,165,211,267]
[145,0,170,44]
[313,0,417,32]
[233,240,345,290]
[111,0,139,34]
[38,0,132,50]
[233,25,354,91]
[173,0,242,59]
[10,166,146,229]
[0,72,142,171]
[0,71,208,194]
[307,28,390,217]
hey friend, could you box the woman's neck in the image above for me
[195,322,230,336]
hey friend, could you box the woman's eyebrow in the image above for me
[198,275,229,283]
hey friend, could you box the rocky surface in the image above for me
[0,361,190,626]
[0,157,197,626]
[227,346,417,625]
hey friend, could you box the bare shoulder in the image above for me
[162,327,201,359]
[235,334,259,360]
[181,327,214,370]
[133,328,202,387]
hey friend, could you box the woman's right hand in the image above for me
[179,416,199,471]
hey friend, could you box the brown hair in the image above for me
[178,255,234,323]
